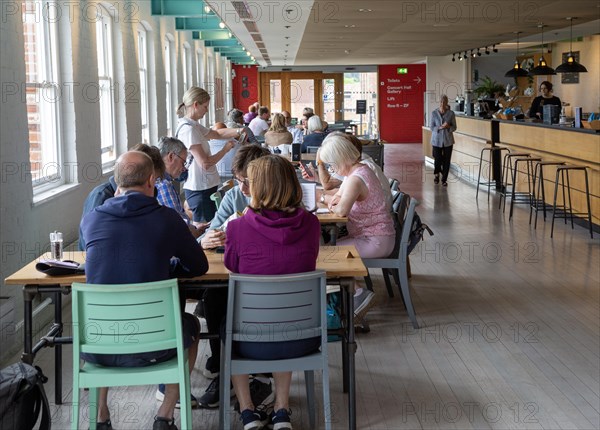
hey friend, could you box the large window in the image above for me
[343,72,378,136]
[182,42,191,92]
[96,5,116,165]
[23,0,62,190]
[164,36,174,136]
[137,26,149,144]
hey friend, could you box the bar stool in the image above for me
[476,145,510,201]
[551,165,594,238]
[498,152,531,212]
[508,156,541,219]
[529,161,566,228]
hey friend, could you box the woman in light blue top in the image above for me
[429,94,457,186]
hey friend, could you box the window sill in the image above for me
[32,183,81,207]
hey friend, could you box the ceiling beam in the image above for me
[151,0,213,17]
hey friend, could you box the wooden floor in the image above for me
[16,144,599,429]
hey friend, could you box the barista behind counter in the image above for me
[528,81,561,119]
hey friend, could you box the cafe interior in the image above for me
[1,0,599,429]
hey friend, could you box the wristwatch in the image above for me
[320,195,326,204]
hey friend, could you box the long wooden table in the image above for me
[5,246,366,430]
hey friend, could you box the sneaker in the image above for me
[155,384,198,409]
[240,408,269,430]
[442,181,448,187]
[353,289,375,319]
[153,416,178,430]
[203,356,219,379]
[234,378,275,412]
[197,376,236,409]
[92,419,112,430]
[269,408,292,430]
[434,174,440,184]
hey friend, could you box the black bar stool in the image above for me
[498,152,531,212]
[551,165,594,238]
[529,161,566,228]
[508,156,541,219]
[476,145,510,201]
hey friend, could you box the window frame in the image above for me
[24,0,64,193]
[137,25,150,144]
[164,35,174,136]
[95,4,117,168]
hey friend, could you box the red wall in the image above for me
[231,65,259,111]
[378,64,426,143]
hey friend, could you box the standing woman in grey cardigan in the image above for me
[429,94,457,186]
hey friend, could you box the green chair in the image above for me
[210,179,234,210]
[71,279,192,430]
[219,271,331,430]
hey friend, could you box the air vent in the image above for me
[282,68,292,71]
[245,21,259,33]
[232,1,253,20]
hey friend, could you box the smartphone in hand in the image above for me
[238,131,247,144]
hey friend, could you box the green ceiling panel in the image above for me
[204,40,240,47]
[175,17,223,31]
[151,0,212,16]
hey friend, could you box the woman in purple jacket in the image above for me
[224,155,321,430]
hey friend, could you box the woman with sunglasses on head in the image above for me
[176,87,244,226]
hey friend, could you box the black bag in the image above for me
[407,212,434,255]
[35,259,84,276]
[0,362,51,430]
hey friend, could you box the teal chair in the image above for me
[210,179,234,210]
[219,271,331,430]
[71,279,192,430]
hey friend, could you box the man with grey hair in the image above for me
[156,137,203,238]
[80,150,208,430]
[226,108,258,144]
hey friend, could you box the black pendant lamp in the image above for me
[505,31,529,77]
[555,17,588,73]
[530,24,556,75]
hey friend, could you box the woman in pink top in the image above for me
[319,134,396,319]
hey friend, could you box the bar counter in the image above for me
[422,116,600,226]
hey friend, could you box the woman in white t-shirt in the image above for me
[176,87,243,224]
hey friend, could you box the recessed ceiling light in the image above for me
[344,24,356,28]
[358,8,372,12]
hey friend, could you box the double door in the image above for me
[259,72,343,124]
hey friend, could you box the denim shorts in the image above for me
[184,187,218,222]
[81,313,200,367]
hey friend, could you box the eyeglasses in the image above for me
[172,152,189,168]
[236,177,249,187]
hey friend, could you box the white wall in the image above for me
[550,35,600,115]
[0,1,232,363]
[425,55,467,124]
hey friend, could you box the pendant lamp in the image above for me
[505,32,529,77]
[530,24,556,75]
[555,17,588,73]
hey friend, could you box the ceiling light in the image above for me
[228,32,232,38]
[530,24,556,75]
[452,53,456,62]
[344,49,351,54]
[358,8,372,12]
[463,52,468,60]
[219,22,225,29]
[459,52,463,61]
[555,17,588,73]
[485,46,490,55]
[246,51,251,56]
[493,44,498,53]
[477,48,481,56]
[344,24,356,28]
[204,5,211,14]
[471,49,476,58]
[505,32,529,77]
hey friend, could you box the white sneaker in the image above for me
[354,290,375,319]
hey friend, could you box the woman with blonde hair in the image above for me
[264,112,293,154]
[319,133,395,319]
[224,155,321,430]
[176,87,244,223]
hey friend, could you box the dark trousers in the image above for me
[203,288,228,372]
[432,145,453,182]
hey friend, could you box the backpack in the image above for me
[326,291,342,342]
[0,362,51,430]
[407,212,434,255]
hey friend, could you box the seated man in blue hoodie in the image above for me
[80,150,209,430]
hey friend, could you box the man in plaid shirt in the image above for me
[156,136,204,238]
